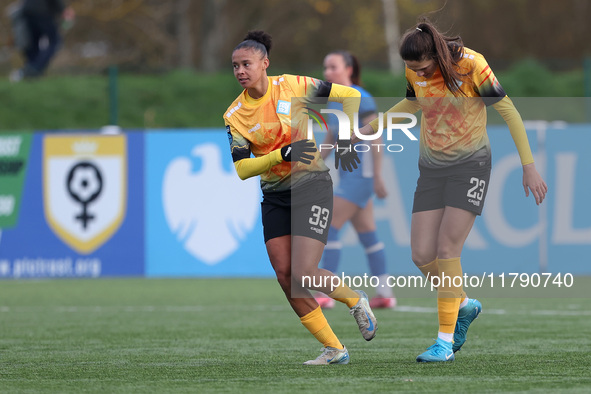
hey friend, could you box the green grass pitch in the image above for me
[1,278,590,393]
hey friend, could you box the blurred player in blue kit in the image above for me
[315,50,397,310]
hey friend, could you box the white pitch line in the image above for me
[391,306,591,316]
[393,306,437,313]
[394,306,507,314]
[1,305,590,316]
[531,310,591,316]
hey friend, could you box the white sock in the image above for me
[438,332,453,343]
[375,274,392,297]
[459,296,470,309]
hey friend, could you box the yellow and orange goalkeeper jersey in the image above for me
[406,47,506,168]
[224,74,332,192]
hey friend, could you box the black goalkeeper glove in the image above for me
[280,139,317,164]
[335,139,360,172]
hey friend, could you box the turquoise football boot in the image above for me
[416,338,454,362]
[453,298,482,353]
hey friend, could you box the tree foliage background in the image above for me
[0,0,589,75]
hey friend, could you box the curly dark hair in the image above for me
[233,30,272,57]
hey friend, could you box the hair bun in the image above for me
[244,30,272,55]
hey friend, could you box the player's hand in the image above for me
[335,139,360,172]
[522,163,548,205]
[281,139,316,164]
[374,176,388,199]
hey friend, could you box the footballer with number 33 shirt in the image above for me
[224,31,379,365]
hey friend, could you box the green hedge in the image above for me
[0,60,585,131]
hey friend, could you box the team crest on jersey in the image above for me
[43,135,127,254]
[276,100,291,115]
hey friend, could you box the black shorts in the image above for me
[261,173,333,244]
[412,160,491,215]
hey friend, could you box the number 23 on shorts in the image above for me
[467,177,486,201]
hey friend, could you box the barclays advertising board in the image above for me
[145,130,271,277]
[335,124,591,276]
[145,125,590,278]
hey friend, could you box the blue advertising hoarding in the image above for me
[1,124,588,279]
[336,124,591,276]
[145,130,271,277]
[0,132,144,278]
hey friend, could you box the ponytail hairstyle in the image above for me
[328,50,362,86]
[400,18,467,96]
[233,30,272,58]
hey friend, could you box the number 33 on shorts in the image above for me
[309,205,330,232]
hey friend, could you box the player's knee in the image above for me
[437,243,461,259]
[412,250,435,267]
[272,264,291,292]
[275,272,291,293]
[291,266,316,285]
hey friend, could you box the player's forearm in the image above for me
[362,113,383,177]
[234,150,283,180]
[492,96,534,166]
[328,83,361,137]
[368,98,421,133]
[320,130,334,160]
[328,83,362,101]
[371,135,384,178]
